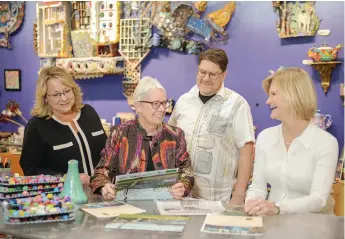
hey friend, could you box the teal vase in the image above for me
[60,160,88,204]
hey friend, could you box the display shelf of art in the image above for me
[273,1,320,39]
[55,56,124,79]
[308,61,342,93]
[36,1,73,58]
[90,1,121,44]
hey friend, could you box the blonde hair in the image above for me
[133,76,166,103]
[31,66,84,118]
[262,67,317,121]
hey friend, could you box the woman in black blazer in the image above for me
[20,66,107,185]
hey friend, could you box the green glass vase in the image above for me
[60,159,88,204]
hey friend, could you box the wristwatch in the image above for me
[273,202,280,215]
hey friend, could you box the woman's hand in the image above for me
[244,197,279,216]
[79,173,90,186]
[101,183,116,200]
[169,182,185,200]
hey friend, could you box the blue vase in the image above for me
[60,160,88,204]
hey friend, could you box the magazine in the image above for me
[221,205,249,216]
[201,213,264,236]
[115,168,178,200]
[105,214,190,232]
[80,201,146,218]
[156,199,225,215]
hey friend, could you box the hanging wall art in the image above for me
[36,1,73,58]
[273,1,320,38]
[4,69,21,91]
[0,2,25,49]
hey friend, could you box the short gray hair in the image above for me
[133,76,166,103]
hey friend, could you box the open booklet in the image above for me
[80,201,146,218]
[105,214,190,232]
[201,212,264,236]
[156,198,226,215]
[115,168,178,200]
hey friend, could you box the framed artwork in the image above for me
[4,69,21,91]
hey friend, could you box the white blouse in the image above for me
[246,123,339,214]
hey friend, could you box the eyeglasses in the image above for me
[197,69,223,80]
[139,100,170,110]
[47,89,73,100]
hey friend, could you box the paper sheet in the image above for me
[80,201,146,218]
[156,199,225,215]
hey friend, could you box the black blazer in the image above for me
[20,104,107,176]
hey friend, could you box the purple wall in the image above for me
[0,2,344,153]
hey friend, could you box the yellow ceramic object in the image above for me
[206,1,236,28]
[194,1,207,13]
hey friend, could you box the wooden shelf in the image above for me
[309,61,342,65]
[308,61,342,93]
[279,34,315,39]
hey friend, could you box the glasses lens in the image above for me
[164,101,170,109]
[198,70,206,77]
[152,102,160,109]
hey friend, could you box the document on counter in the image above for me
[115,168,178,200]
[105,214,190,232]
[156,199,226,215]
[80,201,146,218]
[201,213,264,236]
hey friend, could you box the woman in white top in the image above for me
[244,67,339,216]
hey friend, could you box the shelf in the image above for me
[279,34,315,39]
[309,61,342,65]
[308,61,342,93]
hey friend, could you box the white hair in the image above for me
[133,76,166,103]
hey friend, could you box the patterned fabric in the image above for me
[169,84,255,202]
[90,119,194,196]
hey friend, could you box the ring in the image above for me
[256,206,259,211]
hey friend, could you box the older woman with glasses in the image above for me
[20,66,107,186]
[90,76,194,200]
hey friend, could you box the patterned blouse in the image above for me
[90,119,194,196]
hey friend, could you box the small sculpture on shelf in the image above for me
[307,43,343,62]
[273,1,320,38]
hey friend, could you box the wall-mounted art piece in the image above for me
[36,1,73,58]
[0,2,25,49]
[90,1,121,44]
[306,43,343,93]
[139,1,236,54]
[4,69,21,91]
[273,1,320,38]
